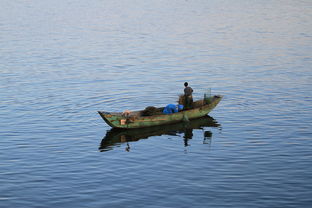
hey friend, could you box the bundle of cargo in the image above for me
[141,106,164,116]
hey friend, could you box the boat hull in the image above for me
[98,95,222,129]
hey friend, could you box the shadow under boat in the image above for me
[99,115,221,152]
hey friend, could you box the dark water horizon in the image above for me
[1,0,312,207]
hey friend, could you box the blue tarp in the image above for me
[163,104,183,114]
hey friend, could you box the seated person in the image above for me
[163,104,184,114]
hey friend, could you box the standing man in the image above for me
[184,82,193,109]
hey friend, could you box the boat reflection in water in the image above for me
[99,115,221,152]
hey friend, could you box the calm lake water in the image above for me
[1,0,312,207]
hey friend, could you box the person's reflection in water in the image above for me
[183,127,193,147]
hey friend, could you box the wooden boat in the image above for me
[98,95,223,129]
[99,115,220,152]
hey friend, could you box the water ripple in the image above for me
[1,0,312,207]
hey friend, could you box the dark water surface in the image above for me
[1,0,312,207]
